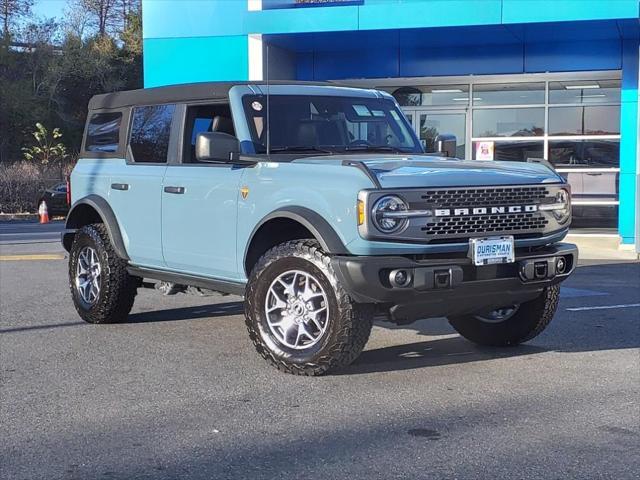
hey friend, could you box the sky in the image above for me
[33,0,68,21]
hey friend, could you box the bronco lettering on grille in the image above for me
[434,205,538,217]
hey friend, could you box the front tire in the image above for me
[245,240,373,376]
[448,285,560,346]
[69,224,137,324]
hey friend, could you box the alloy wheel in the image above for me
[264,270,329,350]
[75,246,101,305]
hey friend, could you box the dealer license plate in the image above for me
[469,236,515,266]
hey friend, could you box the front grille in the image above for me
[422,212,549,237]
[420,186,549,208]
[417,186,551,241]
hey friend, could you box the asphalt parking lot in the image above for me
[1,221,639,480]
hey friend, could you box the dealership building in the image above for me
[141,0,640,249]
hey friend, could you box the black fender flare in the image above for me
[63,194,129,260]
[245,206,349,265]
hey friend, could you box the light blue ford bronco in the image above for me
[63,82,577,375]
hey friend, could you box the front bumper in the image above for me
[331,242,578,323]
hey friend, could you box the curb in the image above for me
[0,213,38,222]
[0,214,65,223]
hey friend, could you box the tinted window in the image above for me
[473,108,544,137]
[548,106,620,136]
[549,139,620,168]
[85,112,122,152]
[129,105,175,163]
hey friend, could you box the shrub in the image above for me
[22,123,68,165]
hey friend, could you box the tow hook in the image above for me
[519,256,571,282]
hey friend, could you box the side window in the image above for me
[85,112,122,152]
[129,104,175,163]
[183,104,235,163]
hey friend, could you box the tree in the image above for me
[70,0,118,37]
[117,0,139,31]
[0,0,33,43]
[62,5,91,39]
[21,17,58,95]
[0,0,143,162]
[70,0,139,38]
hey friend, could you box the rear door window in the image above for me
[85,112,122,152]
[129,104,176,163]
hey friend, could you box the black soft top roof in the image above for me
[88,80,334,111]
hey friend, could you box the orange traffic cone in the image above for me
[38,201,49,224]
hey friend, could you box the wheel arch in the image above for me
[63,195,129,260]
[244,207,348,277]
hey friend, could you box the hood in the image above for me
[293,154,563,188]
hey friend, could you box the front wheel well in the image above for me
[245,218,316,276]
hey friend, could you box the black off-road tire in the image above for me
[448,285,560,346]
[69,224,137,324]
[245,240,374,376]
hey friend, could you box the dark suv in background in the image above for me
[37,182,69,217]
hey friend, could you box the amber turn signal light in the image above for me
[357,200,365,226]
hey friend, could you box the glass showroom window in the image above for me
[548,79,621,228]
[471,83,545,161]
[389,85,470,107]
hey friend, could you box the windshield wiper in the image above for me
[343,145,406,153]
[267,146,334,154]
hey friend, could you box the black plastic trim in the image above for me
[341,160,381,188]
[63,195,129,260]
[127,266,246,296]
[246,206,349,259]
[331,242,578,322]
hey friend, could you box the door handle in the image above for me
[111,183,129,191]
[586,173,603,176]
[164,186,185,194]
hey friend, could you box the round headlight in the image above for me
[553,188,571,224]
[372,195,409,233]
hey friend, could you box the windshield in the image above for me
[242,94,423,155]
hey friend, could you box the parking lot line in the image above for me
[566,303,640,312]
[0,254,65,261]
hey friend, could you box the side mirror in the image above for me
[435,134,457,158]
[195,132,240,162]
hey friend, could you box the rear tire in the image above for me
[448,285,560,346]
[69,224,137,324]
[245,240,373,376]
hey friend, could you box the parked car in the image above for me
[37,182,69,217]
[61,82,577,376]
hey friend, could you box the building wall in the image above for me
[141,0,640,245]
[141,0,640,86]
[620,38,640,244]
[284,24,626,80]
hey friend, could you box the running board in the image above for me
[127,266,246,297]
